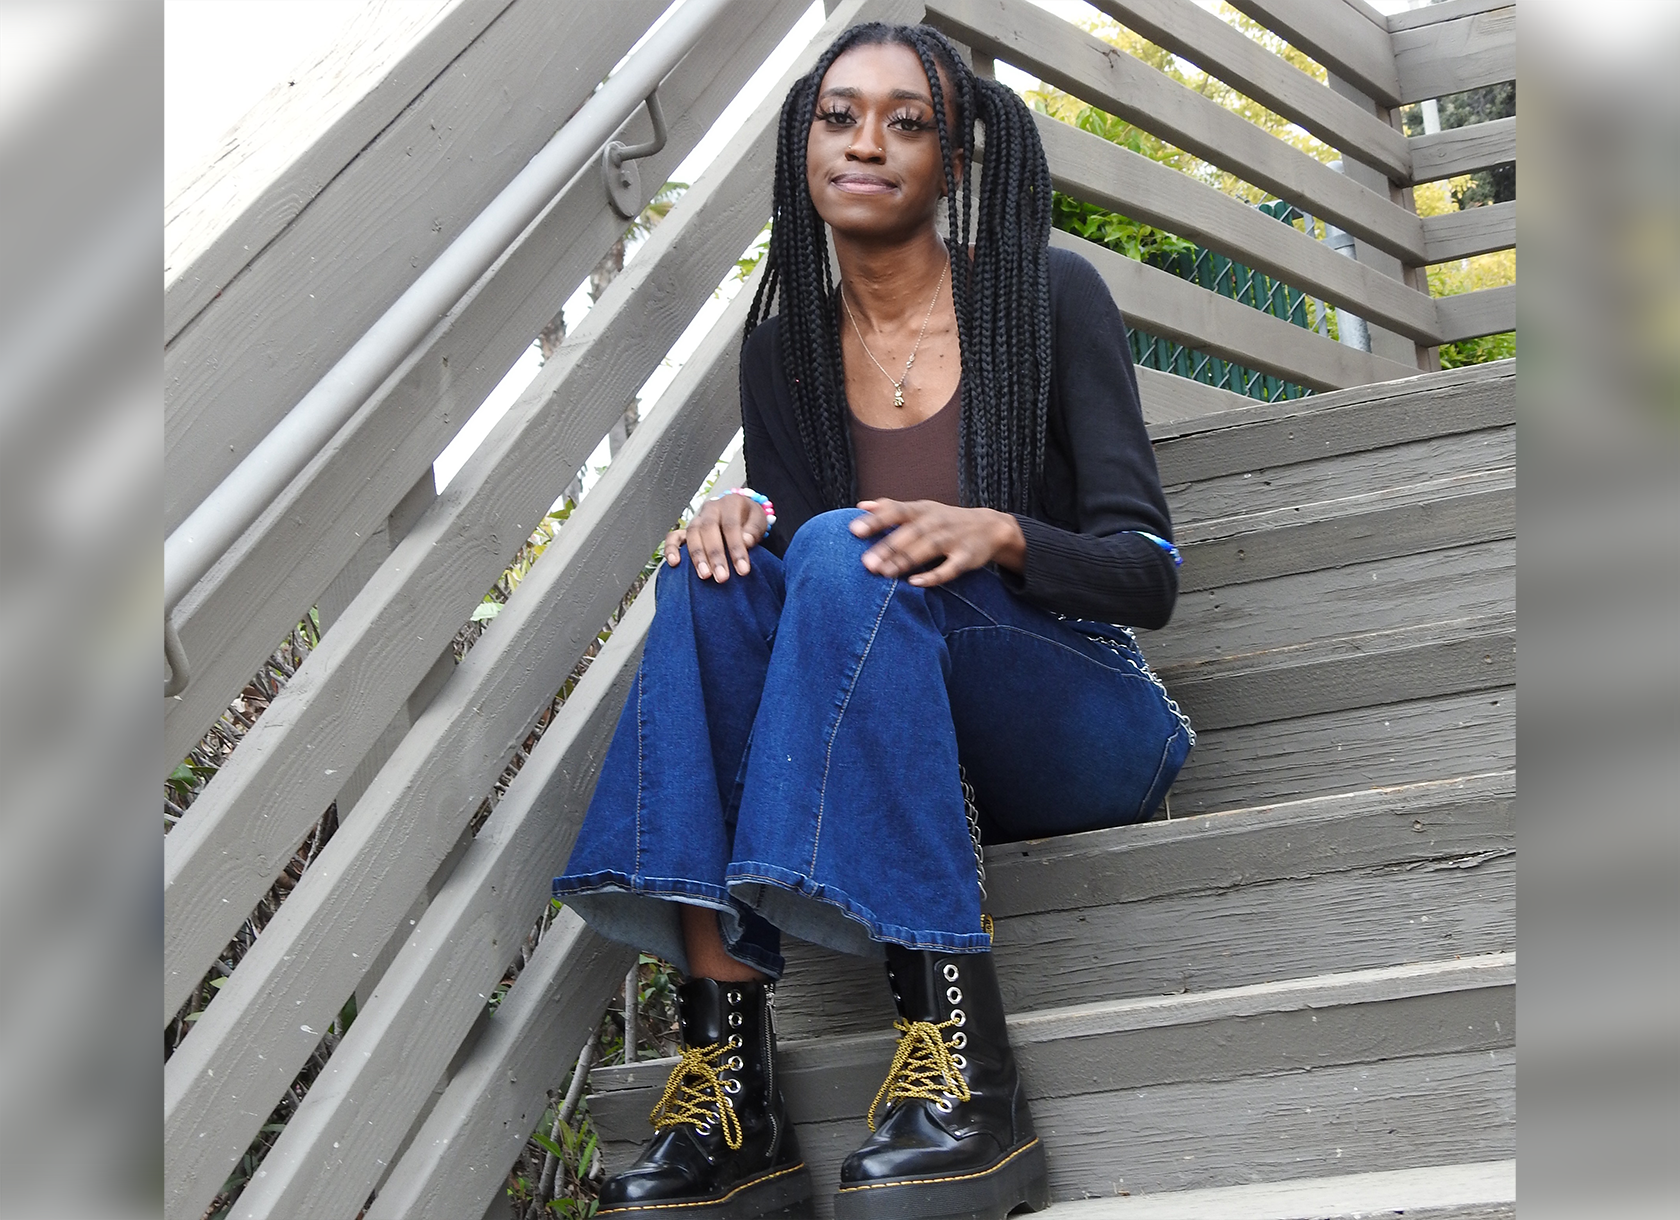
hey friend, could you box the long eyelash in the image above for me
[815,106,854,123]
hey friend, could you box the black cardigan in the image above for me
[739,245,1178,630]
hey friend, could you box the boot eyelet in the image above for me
[728,1034,743,1048]
[952,1053,967,1070]
[725,1078,742,1094]
[950,1009,966,1026]
[935,1098,954,1113]
[727,1055,744,1071]
[951,1031,967,1049]
[728,1013,743,1028]
[946,986,963,1005]
[942,963,960,982]
[726,989,743,1005]
[695,1122,711,1135]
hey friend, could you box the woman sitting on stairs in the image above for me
[553,21,1193,1219]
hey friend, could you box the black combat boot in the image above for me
[833,944,1050,1220]
[597,978,811,1218]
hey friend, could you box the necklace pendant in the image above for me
[893,385,905,408]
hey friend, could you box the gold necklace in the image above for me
[841,258,949,409]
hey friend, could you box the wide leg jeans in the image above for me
[553,509,1193,977]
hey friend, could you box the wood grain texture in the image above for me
[164,1,664,533]
[164,0,500,340]
[763,774,1514,1036]
[927,0,1424,261]
[1053,231,1419,391]
[599,1047,1514,1212]
[161,264,756,1220]
[1409,116,1516,183]
[1032,1159,1514,1219]
[1135,365,1252,428]
[1424,200,1516,263]
[225,577,655,1219]
[1148,358,1513,465]
[1225,0,1402,106]
[1038,116,1439,341]
[162,0,809,773]
[1392,7,1516,104]
[1388,0,1515,33]
[1087,0,1411,179]
[1169,686,1514,814]
[1435,285,1515,343]
[362,914,633,1220]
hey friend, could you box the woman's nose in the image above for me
[845,115,887,161]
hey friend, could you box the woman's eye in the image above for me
[816,108,855,126]
[889,112,932,131]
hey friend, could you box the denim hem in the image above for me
[726,861,993,959]
[552,871,786,980]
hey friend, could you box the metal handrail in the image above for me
[162,0,732,691]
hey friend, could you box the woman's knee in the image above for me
[782,508,875,590]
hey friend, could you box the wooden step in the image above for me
[588,957,1515,1214]
[762,772,1512,1040]
[1043,1159,1514,1218]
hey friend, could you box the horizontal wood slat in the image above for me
[1038,116,1441,341]
[161,0,808,775]
[1088,0,1411,179]
[1135,365,1251,427]
[1392,6,1516,104]
[1225,0,1402,106]
[164,0,663,533]
[1053,230,1419,390]
[226,567,658,1220]
[1388,0,1513,33]
[1425,200,1516,263]
[162,261,758,1220]
[162,7,810,1021]
[1435,284,1515,342]
[926,0,1425,262]
[165,0,504,341]
[1410,115,1516,183]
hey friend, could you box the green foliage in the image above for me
[1439,330,1515,369]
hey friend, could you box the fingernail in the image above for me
[737,560,749,573]
[696,561,709,576]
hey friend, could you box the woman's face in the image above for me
[805,41,960,243]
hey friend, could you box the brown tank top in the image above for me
[848,382,961,504]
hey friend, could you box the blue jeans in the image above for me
[553,509,1193,978]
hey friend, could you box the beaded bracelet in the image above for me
[709,486,776,534]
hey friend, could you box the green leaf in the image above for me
[470,601,502,623]
[530,1130,565,1160]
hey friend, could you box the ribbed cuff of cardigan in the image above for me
[997,513,1178,630]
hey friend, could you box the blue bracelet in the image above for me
[1130,530,1182,567]
[709,486,776,535]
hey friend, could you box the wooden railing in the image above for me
[161,2,1516,1217]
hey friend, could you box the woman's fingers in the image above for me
[663,529,685,566]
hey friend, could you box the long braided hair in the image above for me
[743,23,1053,514]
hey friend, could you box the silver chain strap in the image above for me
[958,763,986,901]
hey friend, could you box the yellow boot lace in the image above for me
[865,1016,971,1131]
[648,1042,744,1150]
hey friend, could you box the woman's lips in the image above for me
[830,173,897,194]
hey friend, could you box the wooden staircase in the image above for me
[585,360,1517,1216]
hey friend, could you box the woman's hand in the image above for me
[849,499,1026,587]
[664,492,769,583]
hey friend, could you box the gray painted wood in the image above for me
[1016,1159,1514,1218]
[1170,686,1514,814]
[1166,425,1515,526]
[1435,284,1515,343]
[1392,7,1516,105]
[164,0,664,534]
[162,15,812,1022]
[926,0,1425,263]
[1086,0,1411,179]
[1388,0,1514,33]
[362,913,632,1220]
[1176,471,1515,592]
[1148,359,1513,472]
[1424,200,1516,263]
[1149,538,1514,666]
[1038,116,1440,341]
[165,0,507,341]
[227,569,656,1220]
[1052,230,1419,391]
[600,1048,1513,1213]
[1225,0,1402,106]
[764,774,1514,1036]
[1160,612,1515,731]
[1135,366,1252,428]
[1410,115,1516,183]
[161,262,759,1220]
[162,0,811,775]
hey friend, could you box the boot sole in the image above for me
[831,1137,1051,1220]
[595,1161,814,1218]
